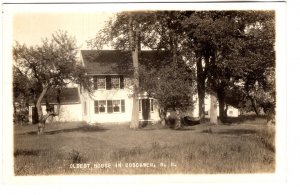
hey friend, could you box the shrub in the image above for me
[68,150,84,164]
[166,115,177,129]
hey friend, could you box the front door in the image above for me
[141,99,150,121]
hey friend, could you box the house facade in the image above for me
[28,87,82,123]
[28,50,239,124]
[80,50,162,124]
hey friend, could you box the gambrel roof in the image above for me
[81,50,172,75]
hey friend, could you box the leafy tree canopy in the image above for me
[13,30,91,132]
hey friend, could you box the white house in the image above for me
[28,87,82,123]
[80,50,162,124]
[29,50,239,124]
[204,95,239,118]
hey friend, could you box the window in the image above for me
[205,111,209,115]
[97,77,106,89]
[46,104,54,113]
[99,100,106,113]
[94,100,106,113]
[111,76,120,89]
[112,100,120,112]
[95,100,125,114]
[94,76,124,90]
[93,76,106,90]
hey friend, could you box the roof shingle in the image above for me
[42,88,80,104]
[81,50,172,75]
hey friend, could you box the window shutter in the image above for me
[150,99,154,111]
[106,76,111,90]
[121,99,125,113]
[107,100,113,113]
[93,76,97,90]
[120,76,124,89]
[94,101,99,114]
[84,102,87,115]
[139,99,142,112]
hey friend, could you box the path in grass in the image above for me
[14,119,275,175]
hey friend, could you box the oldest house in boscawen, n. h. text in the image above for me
[28,50,239,124]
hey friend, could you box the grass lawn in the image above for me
[14,118,275,175]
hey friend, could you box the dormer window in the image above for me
[93,75,124,90]
[111,76,120,89]
[97,77,106,89]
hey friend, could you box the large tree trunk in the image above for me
[37,87,60,134]
[170,30,182,129]
[245,84,260,116]
[249,96,260,116]
[174,109,182,129]
[224,104,228,118]
[196,53,206,120]
[210,93,218,125]
[129,14,140,130]
[217,87,226,123]
[159,108,167,126]
[36,87,48,134]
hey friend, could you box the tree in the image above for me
[88,11,194,128]
[182,11,275,122]
[128,13,141,129]
[219,11,275,120]
[140,61,195,128]
[89,10,276,125]
[13,66,41,124]
[13,30,89,134]
[89,12,153,129]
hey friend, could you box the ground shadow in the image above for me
[213,129,257,135]
[225,115,267,124]
[23,125,109,135]
[138,122,195,131]
[172,127,196,131]
[182,116,210,126]
[45,126,109,135]
[138,123,168,131]
[14,149,44,157]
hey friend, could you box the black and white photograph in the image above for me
[2,1,287,182]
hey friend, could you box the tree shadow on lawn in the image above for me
[225,115,268,124]
[23,125,109,135]
[138,122,195,131]
[14,149,45,157]
[172,128,196,131]
[201,128,257,135]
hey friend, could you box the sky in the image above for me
[13,12,114,49]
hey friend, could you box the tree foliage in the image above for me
[89,11,196,127]
[89,10,276,124]
[140,62,195,112]
[181,11,275,121]
[13,30,90,133]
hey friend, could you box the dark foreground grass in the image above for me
[14,119,275,175]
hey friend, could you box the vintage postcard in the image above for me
[2,1,286,184]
